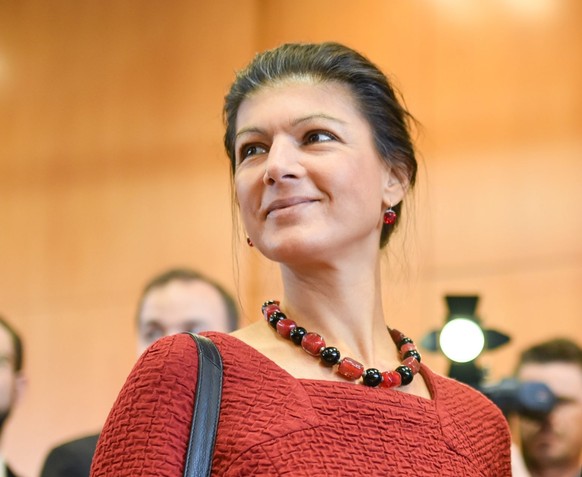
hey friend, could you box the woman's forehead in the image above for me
[237,80,360,125]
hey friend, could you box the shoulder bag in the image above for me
[183,333,223,477]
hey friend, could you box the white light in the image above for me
[439,318,485,363]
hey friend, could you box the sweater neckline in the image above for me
[208,331,438,403]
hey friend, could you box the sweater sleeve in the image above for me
[90,333,198,477]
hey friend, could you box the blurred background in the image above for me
[0,1,580,475]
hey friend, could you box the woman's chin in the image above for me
[258,238,328,265]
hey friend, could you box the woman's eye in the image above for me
[305,131,336,144]
[240,144,268,160]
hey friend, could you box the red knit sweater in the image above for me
[91,332,511,476]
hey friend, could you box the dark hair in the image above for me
[0,315,24,372]
[516,338,582,373]
[136,268,239,332]
[223,42,418,247]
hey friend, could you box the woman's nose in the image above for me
[263,137,304,185]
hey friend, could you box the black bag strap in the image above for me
[183,333,223,477]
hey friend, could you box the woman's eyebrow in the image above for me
[235,126,265,140]
[235,113,346,140]
[290,113,346,126]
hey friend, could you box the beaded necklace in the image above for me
[262,300,422,388]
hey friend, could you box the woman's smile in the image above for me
[264,197,319,219]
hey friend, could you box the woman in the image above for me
[91,42,511,476]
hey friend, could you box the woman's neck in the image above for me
[278,262,396,366]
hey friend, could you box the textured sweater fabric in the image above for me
[91,332,511,476]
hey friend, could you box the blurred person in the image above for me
[135,268,239,355]
[512,338,582,477]
[91,42,511,476]
[0,316,26,477]
[40,268,238,477]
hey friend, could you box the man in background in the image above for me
[0,316,27,477]
[513,338,582,477]
[40,268,239,477]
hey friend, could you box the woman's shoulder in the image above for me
[422,366,511,467]
[138,331,236,360]
[108,332,236,417]
[91,332,239,477]
[424,366,506,419]
[432,370,494,406]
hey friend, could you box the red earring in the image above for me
[383,207,397,225]
[246,237,253,247]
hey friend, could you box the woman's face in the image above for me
[233,80,401,265]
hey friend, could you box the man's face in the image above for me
[517,362,582,470]
[137,280,232,354]
[0,326,22,432]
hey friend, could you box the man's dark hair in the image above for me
[516,338,582,373]
[0,315,24,372]
[136,268,239,332]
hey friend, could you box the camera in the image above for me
[480,379,556,419]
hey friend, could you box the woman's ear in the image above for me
[382,166,409,209]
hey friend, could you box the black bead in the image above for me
[320,347,341,366]
[362,368,382,387]
[261,300,279,314]
[403,349,422,363]
[268,310,286,329]
[289,327,307,345]
[396,365,413,386]
[397,337,413,350]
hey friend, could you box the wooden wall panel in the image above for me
[0,1,258,475]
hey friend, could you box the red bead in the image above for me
[261,300,279,313]
[337,357,365,380]
[301,333,326,356]
[400,342,416,356]
[383,210,397,225]
[262,303,280,321]
[276,319,297,339]
[389,328,406,345]
[403,356,421,374]
[380,370,402,388]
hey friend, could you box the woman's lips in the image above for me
[264,197,318,217]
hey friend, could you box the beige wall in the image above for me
[0,1,580,475]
